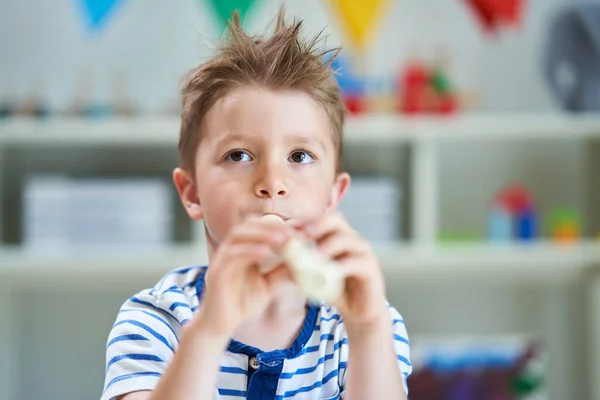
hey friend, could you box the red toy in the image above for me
[399,59,430,114]
[491,184,539,241]
[343,94,367,115]
[496,184,533,214]
[398,58,460,115]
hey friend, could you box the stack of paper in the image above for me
[337,177,402,243]
[22,175,173,251]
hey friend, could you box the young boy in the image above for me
[101,9,411,400]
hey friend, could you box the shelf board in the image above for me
[417,113,591,140]
[0,117,181,146]
[1,241,597,287]
[378,241,599,283]
[2,113,600,147]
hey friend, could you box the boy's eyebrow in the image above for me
[215,132,327,152]
[214,133,249,148]
[286,134,327,152]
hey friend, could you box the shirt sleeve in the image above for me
[390,305,412,395]
[339,304,412,398]
[100,292,181,400]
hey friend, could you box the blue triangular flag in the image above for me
[77,0,126,32]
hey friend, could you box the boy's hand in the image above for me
[192,216,293,338]
[302,211,388,331]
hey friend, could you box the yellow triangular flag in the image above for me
[329,0,390,49]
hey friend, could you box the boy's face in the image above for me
[174,86,350,252]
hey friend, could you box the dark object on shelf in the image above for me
[15,100,50,119]
[407,338,545,400]
[0,102,14,118]
[516,207,538,241]
[81,104,115,119]
[543,4,600,111]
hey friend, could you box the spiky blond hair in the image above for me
[178,7,345,174]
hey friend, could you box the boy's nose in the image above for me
[256,180,288,198]
[255,166,288,198]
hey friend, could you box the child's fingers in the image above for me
[302,211,353,242]
[208,242,273,283]
[316,231,369,260]
[226,216,292,248]
[263,263,295,288]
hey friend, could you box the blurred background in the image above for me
[1,0,600,399]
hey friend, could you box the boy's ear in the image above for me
[173,168,203,221]
[327,172,351,211]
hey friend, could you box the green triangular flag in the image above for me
[204,0,259,33]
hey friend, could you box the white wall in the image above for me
[0,0,574,112]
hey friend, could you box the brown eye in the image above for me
[226,150,252,163]
[289,151,314,164]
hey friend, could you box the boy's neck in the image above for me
[232,283,308,352]
[254,282,307,322]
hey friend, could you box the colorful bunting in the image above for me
[464,0,527,33]
[76,0,127,33]
[204,0,260,33]
[328,0,390,50]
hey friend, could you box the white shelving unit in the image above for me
[3,113,600,249]
[1,114,599,400]
[0,241,597,286]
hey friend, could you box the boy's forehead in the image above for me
[202,87,334,144]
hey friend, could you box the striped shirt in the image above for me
[101,265,412,400]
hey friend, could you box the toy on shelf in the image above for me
[549,207,581,244]
[67,70,135,118]
[68,70,103,117]
[110,71,135,117]
[488,205,513,242]
[0,83,16,118]
[408,336,546,400]
[396,49,472,115]
[398,56,430,114]
[13,77,50,119]
[329,49,473,116]
[0,102,12,118]
[330,54,368,115]
[488,184,539,242]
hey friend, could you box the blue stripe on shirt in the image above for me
[104,371,162,392]
[275,368,339,399]
[113,319,174,352]
[300,337,348,356]
[106,353,164,372]
[218,388,247,397]
[150,285,177,296]
[221,366,248,375]
[280,352,337,378]
[397,354,412,366]
[320,314,341,322]
[119,309,179,339]
[128,297,187,327]
[168,302,192,312]
[156,266,202,290]
[394,334,410,345]
[163,286,185,295]
[107,334,149,349]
